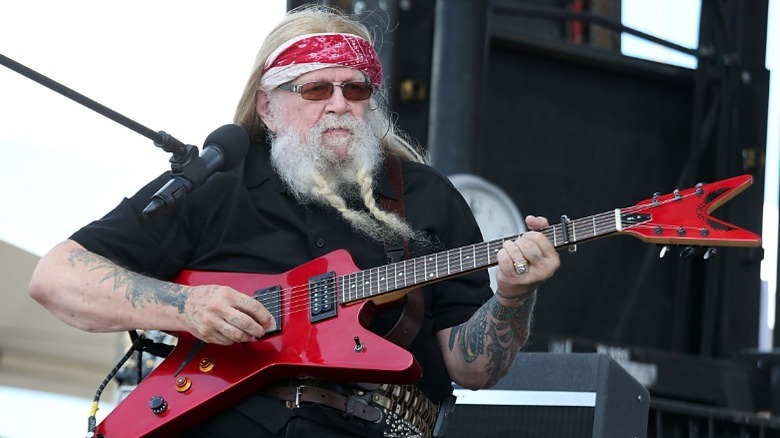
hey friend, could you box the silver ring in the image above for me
[513,260,529,275]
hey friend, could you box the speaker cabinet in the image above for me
[446,353,649,437]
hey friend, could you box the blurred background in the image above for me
[0,0,777,436]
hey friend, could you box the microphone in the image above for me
[142,124,250,218]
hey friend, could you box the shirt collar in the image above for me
[244,142,286,193]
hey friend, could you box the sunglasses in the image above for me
[277,81,375,101]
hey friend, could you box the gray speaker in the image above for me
[446,353,650,437]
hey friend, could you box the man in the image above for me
[29,5,559,437]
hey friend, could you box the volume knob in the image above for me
[149,395,168,415]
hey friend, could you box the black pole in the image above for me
[427,0,491,175]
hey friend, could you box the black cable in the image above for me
[87,331,148,435]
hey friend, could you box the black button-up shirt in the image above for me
[72,141,492,422]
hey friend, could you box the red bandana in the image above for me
[261,33,382,91]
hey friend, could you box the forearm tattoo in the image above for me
[449,291,536,384]
[68,248,189,313]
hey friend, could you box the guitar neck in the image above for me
[340,209,624,304]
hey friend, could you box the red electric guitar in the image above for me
[95,174,761,437]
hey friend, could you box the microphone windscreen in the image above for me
[203,124,250,171]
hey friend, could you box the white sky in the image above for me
[0,0,777,436]
[0,0,287,256]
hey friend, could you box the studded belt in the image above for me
[264,379,439,437]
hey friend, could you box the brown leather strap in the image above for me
[264,384,382,422]
[381,155,424,349]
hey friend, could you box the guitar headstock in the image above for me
[618,174,761,248]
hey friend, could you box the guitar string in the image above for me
[254,187,712,318]
[257,210,622,317]
[260,214,650,318]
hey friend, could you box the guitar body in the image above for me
[96,249,422,437]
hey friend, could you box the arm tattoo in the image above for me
[68,248,189,313]
[449,291,537,384]
[449,306,488,363]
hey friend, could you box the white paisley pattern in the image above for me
[261,33,382,91]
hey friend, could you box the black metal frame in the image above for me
[281,1,773,435]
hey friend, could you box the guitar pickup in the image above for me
[255,285,282,335]
[309,272,338,323]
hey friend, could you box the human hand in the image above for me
[182,285,276,345]
[494,215,560,301]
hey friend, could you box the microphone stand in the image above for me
[0,52,199,178]
[0,52,200,436]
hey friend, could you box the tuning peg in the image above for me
[659,245,670,258]
[680,246,695,258]
[703,247,717,259]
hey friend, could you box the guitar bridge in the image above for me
[309,272,338,322]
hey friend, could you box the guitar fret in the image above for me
[349,272,356,300]
[352,272,358,300]
[573,220,579,240]
[357,272,363,299]
[341,275,352,303]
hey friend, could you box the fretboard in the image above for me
[339,209,623,304]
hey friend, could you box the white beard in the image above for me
[269,112,384,204]
[268,110,420,241]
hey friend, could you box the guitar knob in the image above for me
[703,247,717,259]
[149,395,168,415]
[680,246,695,258]
[659,246,670,258]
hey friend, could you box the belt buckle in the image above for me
[285,384,307,409]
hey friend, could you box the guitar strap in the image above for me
[380,155,424,349]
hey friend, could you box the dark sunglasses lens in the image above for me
[300,82,334,100]
[343,82,373,100]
